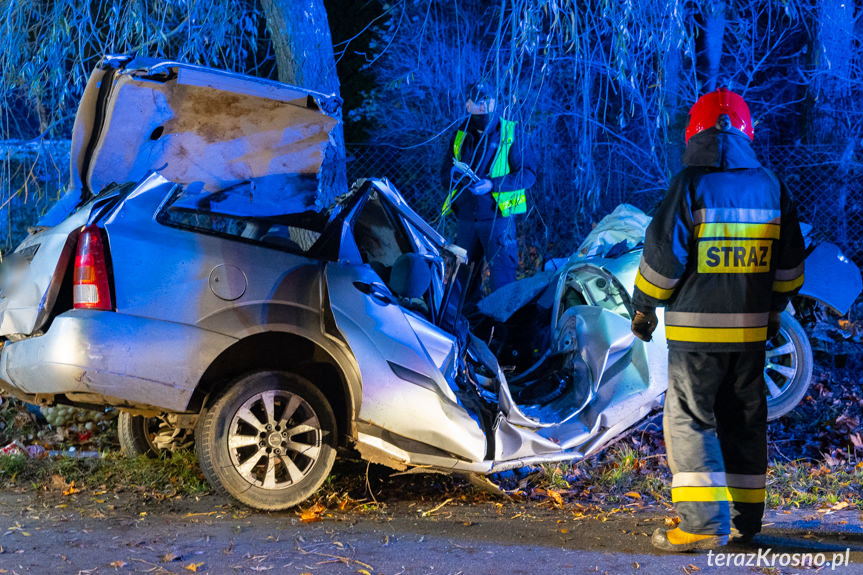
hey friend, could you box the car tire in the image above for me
[196,371,337,511]
[765,311,813,421]
[118,412,193,457]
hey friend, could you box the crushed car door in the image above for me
[324,192,486,463]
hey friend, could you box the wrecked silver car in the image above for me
[0,57,859,511]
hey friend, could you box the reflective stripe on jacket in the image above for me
[632,128,806,351]
[441,118,527,218]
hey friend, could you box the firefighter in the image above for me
[441,82,536,305]
[630,88,805,552]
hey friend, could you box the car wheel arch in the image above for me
[187,331,358,445]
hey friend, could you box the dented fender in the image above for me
[799,242,862,315]
[0,309,236,411]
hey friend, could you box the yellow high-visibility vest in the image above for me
[441,118,527,218]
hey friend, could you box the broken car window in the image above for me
[157,178,330,254]
[353,191,413,275]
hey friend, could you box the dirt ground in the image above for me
[0,485,861,575]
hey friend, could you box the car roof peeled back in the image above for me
[69,55,341,213]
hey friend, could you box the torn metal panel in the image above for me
[0,205,90,337]
[799,242,862,315]
[70,55,340,208]
[325,261,487,463]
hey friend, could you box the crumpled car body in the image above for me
[536,203,861,421]
[0,56,859,511]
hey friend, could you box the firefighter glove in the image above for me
[469,179,493,195]
[631,308,658,342]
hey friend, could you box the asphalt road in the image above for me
[0,488,861,575]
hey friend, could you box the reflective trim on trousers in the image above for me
[665,325,768,343]
[672,486,766,504]
[665,312,769,329]
[726,473,767,489]
[671,471,726,487]
[728,487,766,504]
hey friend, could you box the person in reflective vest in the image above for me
[630,88,805,552]
[441,82,536,305]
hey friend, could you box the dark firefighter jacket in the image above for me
[441,115,536,221]
[631,127,806,351]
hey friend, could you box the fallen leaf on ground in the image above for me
[624,491,642,499]
[109,560,127,568]
[823,452,841,466]
[545,489,564,507]
[184,562,204,572]
[299,502,326,523]
[818,501,850,513]
[664,515,681,528]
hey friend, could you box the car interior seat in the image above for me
[260,224,303,252]
[389,253,431,316]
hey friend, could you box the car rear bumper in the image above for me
[0,309,236,411]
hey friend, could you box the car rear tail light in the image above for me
[73,226,113,310]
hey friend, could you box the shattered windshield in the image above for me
[157,178,333,253]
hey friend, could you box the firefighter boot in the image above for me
[651,527,728,552]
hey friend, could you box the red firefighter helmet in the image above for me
[685,87,753,143]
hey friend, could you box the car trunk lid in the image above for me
[70,54,340,208]
[0,55,341,338]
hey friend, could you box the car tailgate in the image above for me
[0,207,90,337]
[71,55,340,204]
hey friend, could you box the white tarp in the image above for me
[574,203,651,258]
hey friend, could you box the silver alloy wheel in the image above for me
[764,325,799,403]
[227,390,323,490]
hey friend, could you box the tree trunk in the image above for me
[702,1,726,92]
[260,0,347,205]
[804,0,858,246]
[811,0,856,145]
[661,1,685,176]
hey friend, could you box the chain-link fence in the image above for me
[347,142,863,269]
[763,146,863,265]
[1,139,860,271]
[346,143,446,223]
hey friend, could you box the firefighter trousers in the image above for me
[664,349,768,536]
